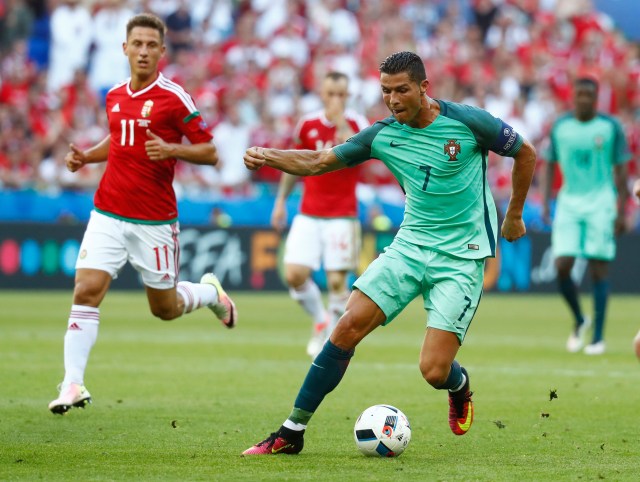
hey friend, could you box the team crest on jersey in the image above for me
[444,139,461,161]
[141,100,154,118]
[594,135,604,149]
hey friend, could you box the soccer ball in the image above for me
[353,404,411,457]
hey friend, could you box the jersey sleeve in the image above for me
[179,104,213,144]
[440,101,524,157]
[162,85,212,144]
[333,120,387,167]
[610,117,631,165]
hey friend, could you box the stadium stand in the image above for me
[0,0,638,228]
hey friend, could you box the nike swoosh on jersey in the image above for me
[390,141,407,147]
[311,362,325,369]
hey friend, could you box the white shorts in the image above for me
[76,210,180,289]
[284,214,361,271]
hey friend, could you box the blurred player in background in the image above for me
[270,72,369,358]
[543,77,629,356]
[48,13,237,415]
[242,51,536,455]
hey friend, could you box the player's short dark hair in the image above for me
[126,13,166,43]
[379,51,427,84]
[325,71,349,83]
[575,76,599,92]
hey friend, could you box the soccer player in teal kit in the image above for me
[543,77,629,355]
[242,51,536,454]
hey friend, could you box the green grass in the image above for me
[1,291,638,481]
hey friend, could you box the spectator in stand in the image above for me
[268,17,309,69]
[147,0,178,19]
[0,39,36,110]
[253,0,289,40]
[0,0,33,55]
[89,0,135,104]
[190,0,234,46]
[38,138,105,193]
[223,10,272,73]
[59,70,101,130]
[166,0,193,57]
[319,0,361,50]
[471,0,500,43]
[47,0,92,92]
[264,55,299,119]
[209,99,253,195]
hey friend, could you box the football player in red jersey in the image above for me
[48,13,237,415]
[270,72,369,358]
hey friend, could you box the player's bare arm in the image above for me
[65,135,111,172]
[271,173,299,232]
[244,147,344,176]
[501,139,537,242]
[145,129,217,165]
[613,163,628,235]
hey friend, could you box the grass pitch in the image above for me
[0,290,638,481]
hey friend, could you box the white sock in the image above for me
[289,279,326,325]
[283,419,307,431]
[328,289,350,331]
[177,281,217,314]
[63,305,99,386]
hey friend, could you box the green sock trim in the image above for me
[289,408,314,425]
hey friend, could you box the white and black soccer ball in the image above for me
[353,404,411,457]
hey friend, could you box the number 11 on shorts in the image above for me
[153,245,169,270]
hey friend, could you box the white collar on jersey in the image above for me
[126,73,164,98]
[319,110,336,128]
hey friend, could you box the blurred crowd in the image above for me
[1,0,639,227]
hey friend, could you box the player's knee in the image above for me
[327,278,346,294]
[72,281,101,306]
[285,271,308,288]
[555,258,573,278]
[419,363,448,388]
[150,305,178,321]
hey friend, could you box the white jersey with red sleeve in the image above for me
[293,109,369,218]
[96,73,213,223]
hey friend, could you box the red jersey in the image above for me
[96,73,213,223]
[294,109,369,217]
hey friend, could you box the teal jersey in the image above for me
[333,100,524,259]
[547,113,629,214]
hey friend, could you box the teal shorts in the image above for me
[353,237,485,344]
[552,203,616,261]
